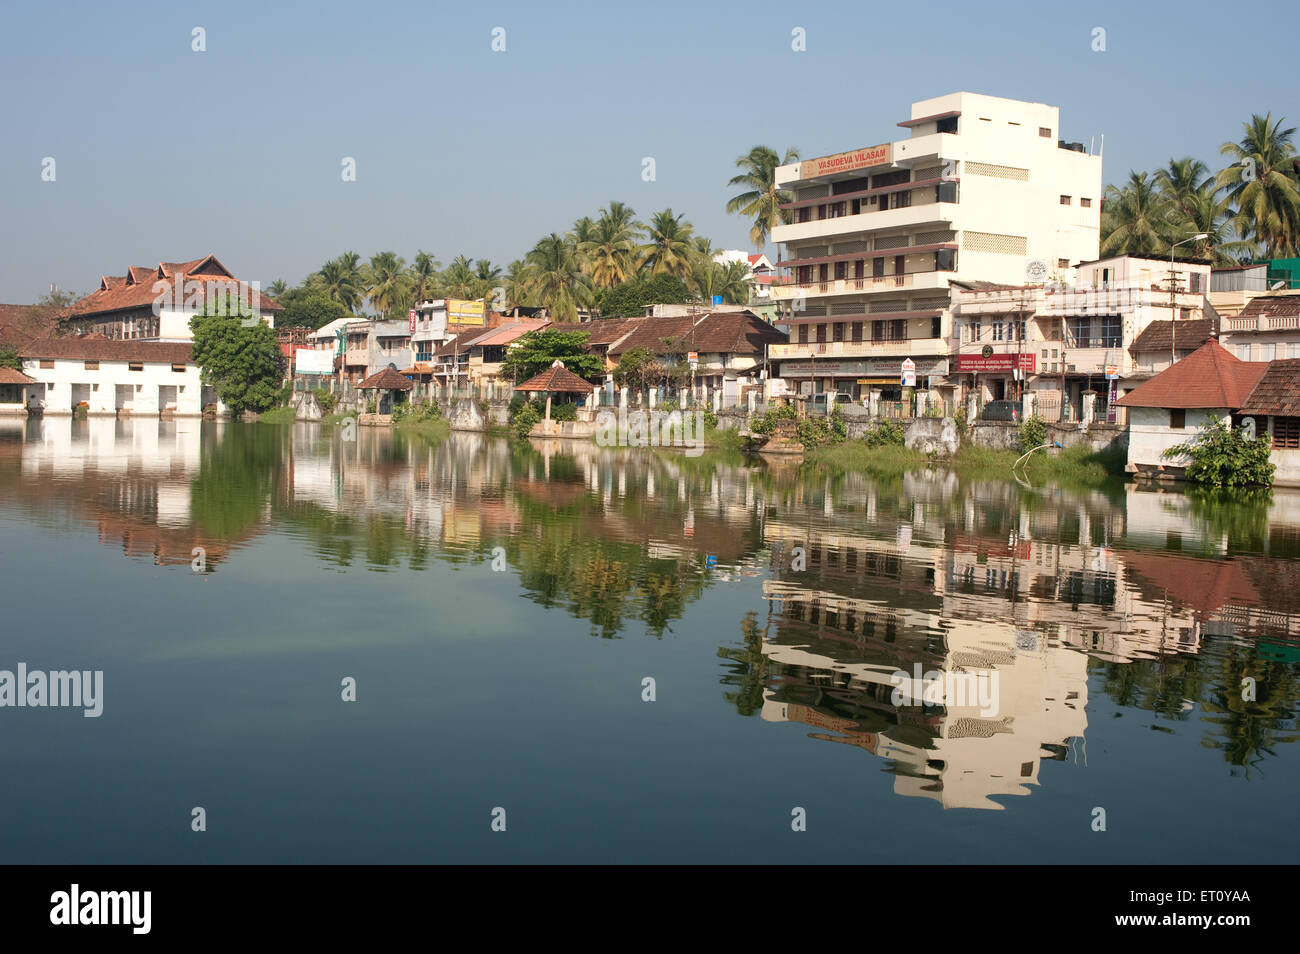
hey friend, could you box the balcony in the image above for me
[771,338,947,359]
[773,201,954,244]
[771,271,953,301]
[1224,313,1300,333]
[344,349,369,367]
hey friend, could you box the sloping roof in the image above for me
[0,322,35,350]
[606,311,786,356]
[464,320,549,348]
[357,367,413,390]
[1238,359,1300,416]
[1129,318,1217,354]
[542,318,637,348]
[18,337,192,363]
[1236,290,1300,320]
[67,256,281,318]
[1116,339,1267,409]
[515,359,595,393]
[0,367,35,385]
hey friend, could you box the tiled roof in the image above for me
[357,367,413,390]
[0,367,35,385]
[0,322,35,350]
[1238,359,1300,416]
[18,337,193,363]
[543,318,636,347]
[515,360,596,393]
[1129,318,1217,354]
[1116,339,1267,409]
[606,311,786,356]
[67,255,282,318]
[464,320,549,348]
[1237,290,1300,320]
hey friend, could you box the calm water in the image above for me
[1,416,1298,863]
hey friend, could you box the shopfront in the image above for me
[777,357,949,401]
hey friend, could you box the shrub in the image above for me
[313,389,338,415]
[749,402,798,436]
[702,407,718,429]
[549,401,577,422]
[863,419,905,448]
[1163,418,1275,488]
[512,401,541,439]
[1017,414,1047,452]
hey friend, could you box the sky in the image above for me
[0,0,1293,303]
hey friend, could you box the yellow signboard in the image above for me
[801,143,892,179]
[447,299,485,324]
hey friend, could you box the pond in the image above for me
[1,416,1297,863]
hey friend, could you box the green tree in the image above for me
[582,204,640,289]
[409,250,442,303]
[639,208,696,278]
[1217,113,1300,258]
[524,234,594,321]
[189,294,287,416]
[0,348,21,371]
[726,145,800,249]
[317,252,365,311]
[277,292,349,331]
[1101,171,1172,256]
[690,258,751,305]
[1163,418,1275,488]
[598,273,690,318]
[611,347,666,389]
[502,259,534,311]
[442,255,480,299]
[499,329,603,383]
[365,251,411,317]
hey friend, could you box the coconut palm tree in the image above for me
[442,255,479,299]
[266,279,288,298]
[1217,113,1300,258]
[524,233,594,322]
[639,208,696,279]
[1100,172,1172,256]
[690,258,751,305]
[502,259,534,312]
[409,250,442,303]
[726,145,800,249]
[365,251,411,317]
[581,217,637,289]
[317,253,365,312]
[569,216,598,247]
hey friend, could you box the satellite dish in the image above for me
[1271,281,1287,290]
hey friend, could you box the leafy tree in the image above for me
[1101,171,1172,256]
[598,273,689,318]
[0,348,21,371]
[277,291,349,331]
[1163,418,1275,488]
[582,203,640,289]
[316,252,365,311]
[409,250,442,303]
[499,329,603,383]
[611,347,666,389]
[442,255,481,299]
[189,294,287,416]
[366,251,411,317]
[690,258,751,305]
[726,145,800,249]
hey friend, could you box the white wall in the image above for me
[23,358,205,416]
[1126,405,1228,470]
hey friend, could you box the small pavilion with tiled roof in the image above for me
[357,366,414,414]
[515,359,595,420]
[0,366,36,413]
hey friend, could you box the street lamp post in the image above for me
[1169,233,1210,367]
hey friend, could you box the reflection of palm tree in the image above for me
[1202,648,1300,777]
[718,611,770,716]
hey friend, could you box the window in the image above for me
[992,320,1005,341]
[1100,315,1122,348]
[1170,409,1186,429]
[1039,127,1052,138]
[851,322,863,343]
[129,362,144,372]
[832,322,844,342]
[1190,273,1203,293]
[936,116,958,134]
[39,359,54,369]
[1274,417,1300,449]
[1237,345,1251,361]
[969,320,981,341]
[84,360,99,370]
[798,324,809,344]
[1259,343,1276,362]
[1060,195,1072,205]
[1068,317,1091,349]
[172,363,187,372]
[1080,197,1092,208]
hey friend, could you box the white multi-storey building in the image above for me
[769,92,1102,405]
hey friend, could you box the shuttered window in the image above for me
[1273,417,1300,449]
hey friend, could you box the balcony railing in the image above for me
[772,271,951,298]
[770,338,944,358]
[1224,314,1300,332]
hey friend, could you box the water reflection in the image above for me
[3,416,1299,809]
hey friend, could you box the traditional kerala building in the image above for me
[18,337,209,416]
[64,254,281,341]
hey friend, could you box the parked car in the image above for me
[978,400,1021,422]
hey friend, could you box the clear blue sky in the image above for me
[0,0,1292,303]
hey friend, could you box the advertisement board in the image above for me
[447,299,485,324]
[295,348,335,375]
[956,353,1037,373]
[800,143,892,179]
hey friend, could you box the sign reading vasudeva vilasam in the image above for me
[800,143,892,178]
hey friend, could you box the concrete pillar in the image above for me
[648,389,656,409]
[1081,392,1095,429]
[869,391,880,417]
[1022,390,1034,421]
[679,388,688,408]
[966,392,978,425]
[712,390,721,413]
[620,387,629,408]
[747,391,757,414]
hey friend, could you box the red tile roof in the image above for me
[515,360,596,393]
[357,367,414,390]
[1238,359,1300,416]
[606,311,786,356]
[18,337,193,363]
[67,255,281,318]
[1116,339,1267,409]
[1237,290,1300,320]
[0,367,35,385]
[1129,318,1218,354]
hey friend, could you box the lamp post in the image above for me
[1169,233,1209,367]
